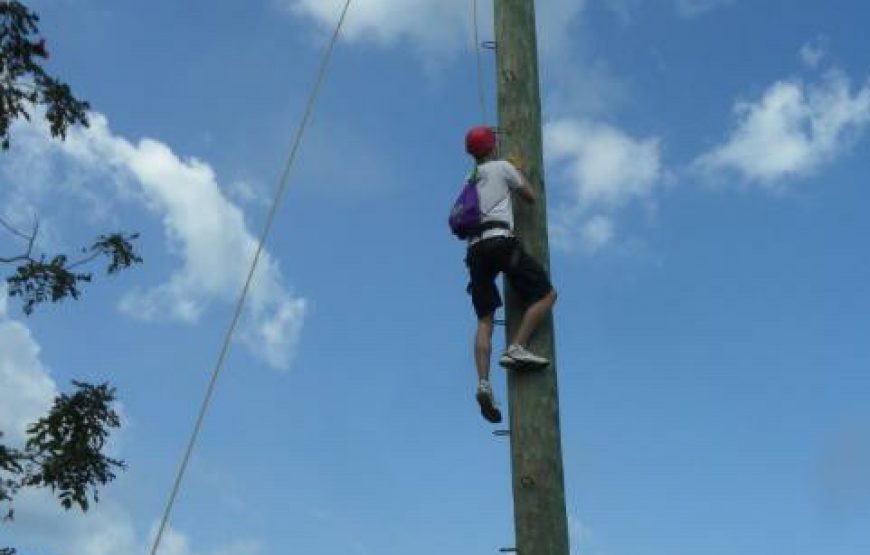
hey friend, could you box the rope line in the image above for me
[471,0,489,124]
[146,2,353,554]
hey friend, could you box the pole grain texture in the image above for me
[495,1,571,554]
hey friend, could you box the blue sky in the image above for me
[2,1,870,554]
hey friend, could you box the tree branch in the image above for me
[0,214,29,240]
[66,248,103,270]
[0,215,37,264]
[4,230,140,314]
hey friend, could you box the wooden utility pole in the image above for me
[494,1,571,554]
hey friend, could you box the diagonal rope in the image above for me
[146,2,353,554]
[471,0,489,124]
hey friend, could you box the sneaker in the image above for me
[475,381,502,424]
[499,344,549,370]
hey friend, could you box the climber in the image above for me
[450,126,557,423]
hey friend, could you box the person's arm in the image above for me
[516,171,537,204]
[504,159,537,204]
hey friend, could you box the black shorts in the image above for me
[465,236,553,319]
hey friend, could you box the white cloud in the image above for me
[286,0,468,51]
[10,493,139,555]
[0,284,57,443]
[674,0,733,18]
[800,36,830,69]
[284,0,587,56]
[551,209,616,253]
[9,488,260,555]
[2,114,308,370]
[0,283,256,555]
[545,119,662,252]
[546,119,662,208]
[580,215,615,252]
[226,180,270,207]
[695,71,870,185]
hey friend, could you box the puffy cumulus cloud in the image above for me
[546,119,662,207]
[0,291,257,555]
[237,275,308,370]
[284,0,587,56]
[9,493,138,555]
[0,280,126,469]
[9,489,260,555]
[285,0,468,51]
[695,71,870,186]
[3,115,307,370]
[550,210,615,253]
[545,119,662,253]
[0,284,57,443]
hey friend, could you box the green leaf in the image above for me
[21,381,125,512]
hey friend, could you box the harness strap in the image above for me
[469,220,511,239]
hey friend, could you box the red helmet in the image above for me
[465,126,497,159]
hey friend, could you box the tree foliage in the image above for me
[0,1,142,314]
[3,228,142,314]
[20,382,125,511]
[1,3,133,553]
[0,1,89,149]
[0,383,124,549]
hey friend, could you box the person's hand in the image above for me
[507,150,526,173]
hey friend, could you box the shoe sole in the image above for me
[498,355,549,371]
[476,392,502,424]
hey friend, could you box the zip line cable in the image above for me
[471,0,489,124]
[146,2,353,554]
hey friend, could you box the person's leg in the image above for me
[474,312,502,423]
[512,288,556,347]
[499,240,556,370]
[474,313,495,382]
[467,241,504,423]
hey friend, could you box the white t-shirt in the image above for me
[470,160,524,245]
